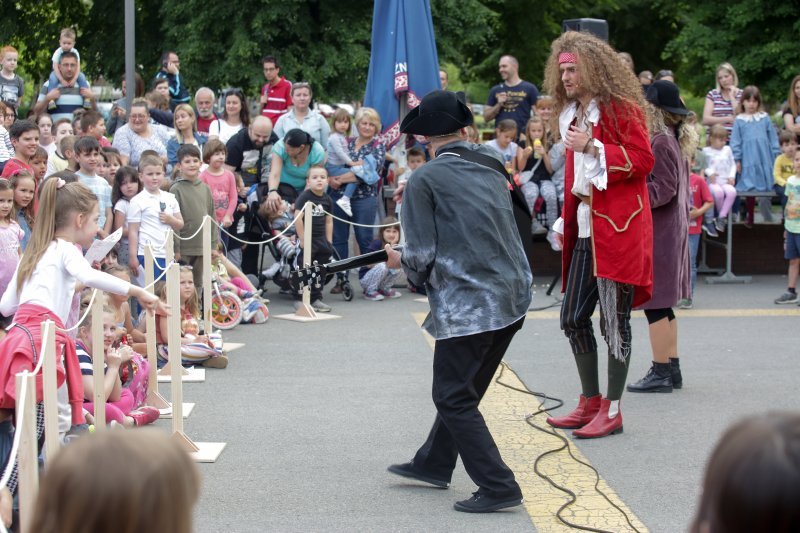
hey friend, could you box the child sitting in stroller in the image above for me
[258,198,299,287]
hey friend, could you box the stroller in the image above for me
[246,182,354,301]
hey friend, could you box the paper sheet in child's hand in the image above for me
[84,227,123,264]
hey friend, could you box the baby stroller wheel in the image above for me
[212,290,243,330]
[342,281,353,301]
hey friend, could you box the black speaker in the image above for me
[562,18,609,42]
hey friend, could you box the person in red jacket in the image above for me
[543,31,655,439]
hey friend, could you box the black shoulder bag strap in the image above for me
[442,146,535,272]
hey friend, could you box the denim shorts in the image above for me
[785,231,800,260]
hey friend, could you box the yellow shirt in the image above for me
[773,153,794,188]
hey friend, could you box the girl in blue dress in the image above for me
[730,85,781,225]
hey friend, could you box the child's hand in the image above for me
[0,487,12,528]
[736,161,742,174]
[158,211,170,224]
[106,348,123,368]
[385,244,401,269]
[237,203,247,213]
[117,345,134,363]
[260,94,268,104]
[222,215,233,227]
[136,290,165,316]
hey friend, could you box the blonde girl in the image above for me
[517,117,560,247]
[0,177,163,496]
[75,303,159,427]
[155,265,227,368]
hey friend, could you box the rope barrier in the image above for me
[0,372,29,497]
[211,209,305,246]
[54,288,99,334]
[172,216,210,241]
[321,208,400,228]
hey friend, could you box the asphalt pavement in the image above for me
[154,273,799,532]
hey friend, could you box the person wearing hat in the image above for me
[542,31,655,439]
[384,90,532,513]
[627,80,697,393]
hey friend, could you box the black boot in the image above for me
[670,358,682,390]
[626,362,673,393]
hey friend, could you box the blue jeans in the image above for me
[688,233,700,295]
[138,254,167,281]
[331,193,378,266]
[48,71,89,90]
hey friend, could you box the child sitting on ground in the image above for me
[156,265,228,368]
[211,246,262,299]
[76,302,160,427]
[359,217,402,301]
[485,119,519,174]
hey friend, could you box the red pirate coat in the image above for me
[560,99,655,307]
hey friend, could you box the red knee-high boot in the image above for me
[546,394,601,429]
[572,398,623,439]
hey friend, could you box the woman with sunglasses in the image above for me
[209,89,250,144]
[273,82,329,147]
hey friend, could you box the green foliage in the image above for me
[3,0,798,110]
[661,0,799,105]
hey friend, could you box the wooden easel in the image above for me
[166,262,225,462]
[143,245,195,418]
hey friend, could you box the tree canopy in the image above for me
[2,0,798,109]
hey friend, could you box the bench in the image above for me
[704,190,777,284]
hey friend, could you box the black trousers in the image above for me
[560,238,633,356]
[412,318,524,498]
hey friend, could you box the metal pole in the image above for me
[124,0,136,113]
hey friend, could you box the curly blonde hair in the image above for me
[543,32,646,132]
[646,104,699,160]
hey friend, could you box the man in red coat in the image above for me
[543,32,654,439]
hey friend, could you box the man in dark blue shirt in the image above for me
[484,55,539,136]
[154,51,190,110]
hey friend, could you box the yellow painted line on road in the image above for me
[527,308,800,320]
[412,312,647,533]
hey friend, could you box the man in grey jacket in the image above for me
[385,90,532,513]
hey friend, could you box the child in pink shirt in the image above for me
[199,138,237,228]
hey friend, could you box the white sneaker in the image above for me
[262,262,282,279]
[531,219,548,235]
[336,196,353,217]
[311,299,332,312]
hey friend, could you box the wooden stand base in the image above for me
[159,402,195,419]
[172,431,226,462]
[157,366,206,383]
[274,302,341,323]
[413,297,429,304]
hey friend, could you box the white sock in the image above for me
[607,400,620,419]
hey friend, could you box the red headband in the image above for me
[559,52,577,64]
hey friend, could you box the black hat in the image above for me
[400,90,473,136]
[646,80,688,116]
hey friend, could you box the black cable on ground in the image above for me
[494,362,642,533]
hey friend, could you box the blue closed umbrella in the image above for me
[364,0,441,148]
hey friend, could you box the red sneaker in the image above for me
[130,406,160,426]
[573,398,623,439]
[546,394,601,429]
